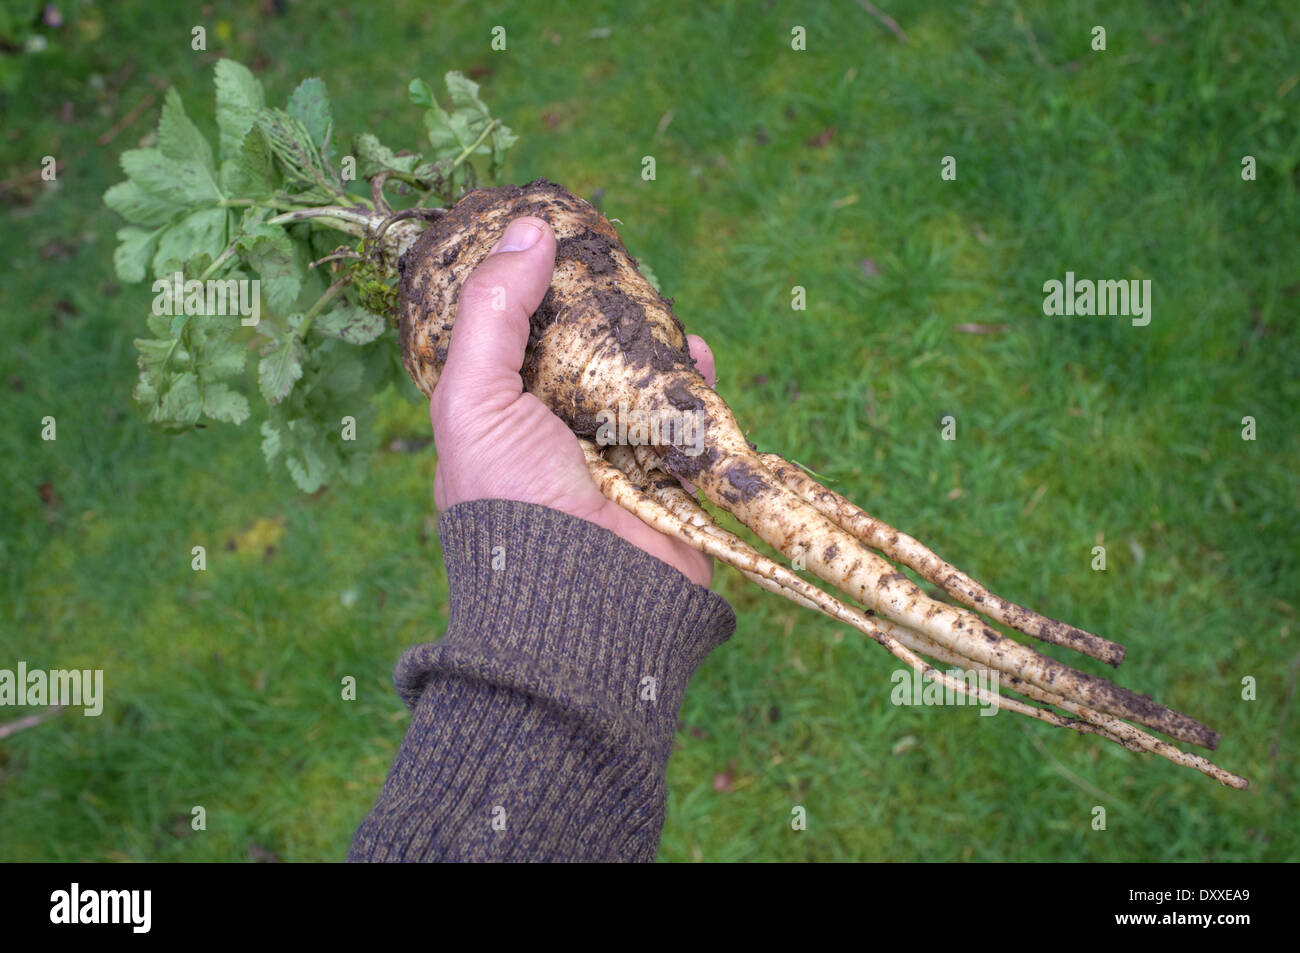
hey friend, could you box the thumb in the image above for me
[438,216,557,409]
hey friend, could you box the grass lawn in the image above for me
[1,0,1297,861]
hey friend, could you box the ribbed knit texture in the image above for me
[347,498,736,862]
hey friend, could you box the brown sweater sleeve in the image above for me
[347,498,736,862]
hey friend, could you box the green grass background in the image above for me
[2,0,1297,861]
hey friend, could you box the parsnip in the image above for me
[395,180,1223,752]
[601,443,1247,788]
[760,453,1127,667]
[239,179,1249,783]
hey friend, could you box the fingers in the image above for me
[678,335,717,496]
[687,334,716,388]
[437,217,557,412]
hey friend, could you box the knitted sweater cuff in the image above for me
[346,498,735,861]
[397,498,736,759]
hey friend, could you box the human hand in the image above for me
[429,216,717,587]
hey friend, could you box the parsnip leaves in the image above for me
[410,72,518,195]
[286,78,333,159]
[133,310,250,432]
[214,57,265,158]
[105,60,518,492]
[314,304,387,345]
[258,327,307,404]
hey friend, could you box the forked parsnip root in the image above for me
[392,179,1237,782]
[876,618,1249,788]
[760,453,1128,668]
[667,419,1219,749]
[595,443,1248,789]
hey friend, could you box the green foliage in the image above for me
[314,303,387,345]
[103,60,517,492]
[134,308,250,430]
[410,72,519,195]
